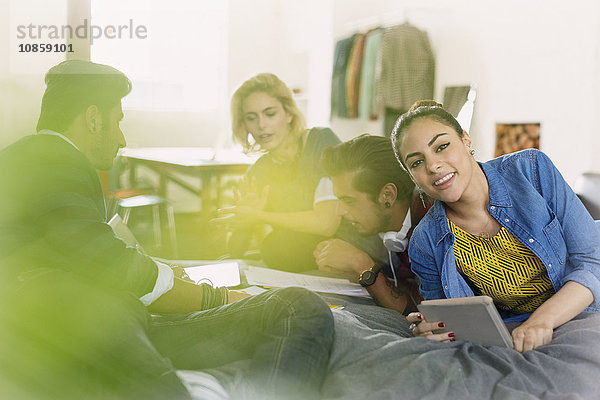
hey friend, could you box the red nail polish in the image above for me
[450,338,455,342]
[448,332,455,338]
[438,322,445,328]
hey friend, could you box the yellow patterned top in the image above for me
[448,219,555,314]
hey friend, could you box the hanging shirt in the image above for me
[358,27,384,121]
[377,23,435,112]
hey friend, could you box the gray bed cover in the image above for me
[323,307,600,400]
[195,302,600,400]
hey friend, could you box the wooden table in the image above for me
[119,147,256,219]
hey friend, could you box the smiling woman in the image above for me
[391,100,600,353]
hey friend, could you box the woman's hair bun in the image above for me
[408,100,443,112]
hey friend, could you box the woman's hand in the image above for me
[213,205,263,231]
[406,312,455,342]
[211,176,270,231]
[511,320,553,352]
[235,176,269,211]
[507,281,593,352]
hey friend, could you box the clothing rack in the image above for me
[337,5,450,39]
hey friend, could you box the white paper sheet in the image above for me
[244,266,371,298]
[183,262,241,287]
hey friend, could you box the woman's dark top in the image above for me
[247,127,340,272]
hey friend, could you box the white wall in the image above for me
[3,0,599,186]
[330,0,600,184]
[227,0,334,130]
[0,0,61,148]
[0,0,334,149]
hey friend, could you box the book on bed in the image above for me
[417,296,513,348]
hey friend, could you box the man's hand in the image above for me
[314,239,373,279]
[171,266,192,282]
[316,239,410,313]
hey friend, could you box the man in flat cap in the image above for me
[0,60,333,399]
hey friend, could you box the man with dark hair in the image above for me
[0,60,334,399]
[36,60,132,134]
[315,134,431,313]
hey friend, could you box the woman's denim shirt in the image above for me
[409,149,600,322]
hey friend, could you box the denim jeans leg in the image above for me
[148,287,334,399]
[0,270,191,400]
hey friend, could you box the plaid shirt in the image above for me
[377,23,435,112]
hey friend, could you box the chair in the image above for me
[116,194,178,258]
[573,172,600,219]
[100,158,178,258]
[100,156,157,218]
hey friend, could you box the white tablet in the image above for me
[417,296,513,348]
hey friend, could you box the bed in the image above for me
[179,300,600,400]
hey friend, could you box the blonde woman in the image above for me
[218,73,342,272]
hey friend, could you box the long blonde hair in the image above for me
[231,73,306,153]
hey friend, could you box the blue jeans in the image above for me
[148,286,335,399]
[1,270,333,400]
[0,269,190,400]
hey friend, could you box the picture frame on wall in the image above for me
[495,122,540,157]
